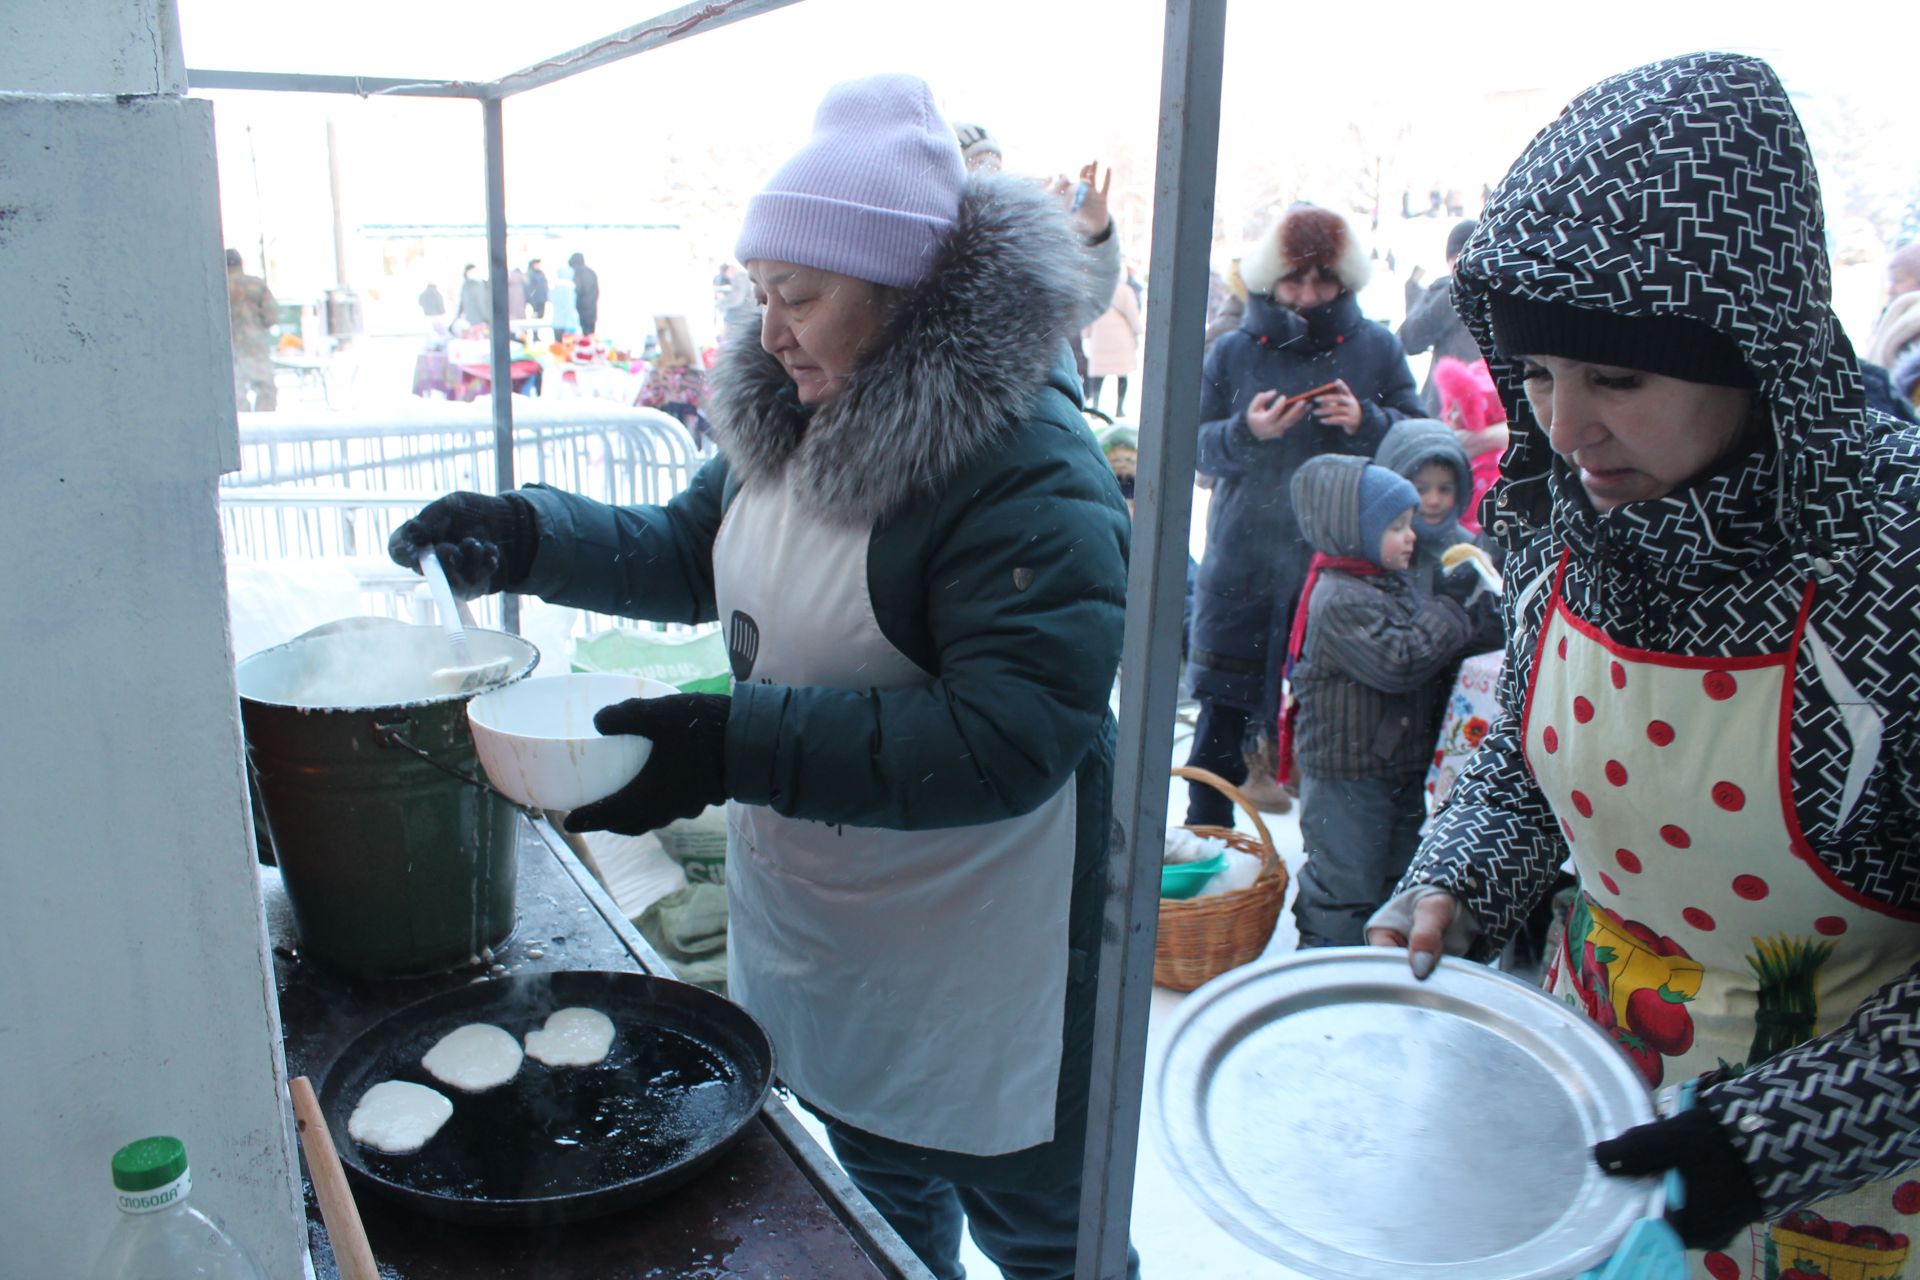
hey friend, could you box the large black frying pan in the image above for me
[318,970,773,1225]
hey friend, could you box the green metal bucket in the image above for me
[236,619,539,978]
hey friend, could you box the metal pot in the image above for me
[236,619,538,978]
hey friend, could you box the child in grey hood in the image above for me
[1376,419,1488,592]
[1281,454,1489,946]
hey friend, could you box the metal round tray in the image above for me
[1156,949,1660,1279]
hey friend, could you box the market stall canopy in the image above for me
[178,0,804,95]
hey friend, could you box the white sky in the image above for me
[178,0,1917,341]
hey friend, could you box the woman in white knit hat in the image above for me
[1184,202,1426,828]
[391,74,1135,1280]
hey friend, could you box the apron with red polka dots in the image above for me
[1526,554,1920,1280]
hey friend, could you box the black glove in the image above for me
[1432,560,1484,609]
[1594,1106,1765,1249]
[387,491,538,598]
[564,693,731,836]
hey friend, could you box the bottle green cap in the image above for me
[111,1137,189,1192]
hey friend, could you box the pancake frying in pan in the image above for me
[318,970,773,1225]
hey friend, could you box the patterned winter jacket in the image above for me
[1396,53,1920,1215]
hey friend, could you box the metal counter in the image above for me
[264,815,929,1279]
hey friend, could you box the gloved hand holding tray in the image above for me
[1155,948,1668,1279]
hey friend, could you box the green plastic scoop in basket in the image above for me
[1161,852,1228,900]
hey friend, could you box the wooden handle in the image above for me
[288,1075,380,1280]
[1172,765,1278,864]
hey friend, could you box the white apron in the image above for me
[1528,554,1920,1280]
[711,474,1077,1156]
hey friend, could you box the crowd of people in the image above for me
[382,52,1920,1280]
[428,252,601,338]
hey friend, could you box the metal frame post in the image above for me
[1075,1,1227,1276]
[184,70,485,98]
[482,96,520,634]
[487,0,807,99]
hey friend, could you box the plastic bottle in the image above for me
[93,1136,269,1279]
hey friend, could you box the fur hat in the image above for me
[1240,204,1372,297]
[736,75,966,289]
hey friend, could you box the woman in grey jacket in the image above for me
[1369,53,1920,1274]
[390,76,1133,1280]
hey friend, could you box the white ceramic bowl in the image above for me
[466,673,679,811]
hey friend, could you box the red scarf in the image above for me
[1275,553,1385,785]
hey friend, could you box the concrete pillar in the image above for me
[0,3,305,1275]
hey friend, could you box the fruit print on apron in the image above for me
[1524,555,1920,1279]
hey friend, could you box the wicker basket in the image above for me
[1154,766,1289,991]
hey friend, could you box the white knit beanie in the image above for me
[734,75,967,289]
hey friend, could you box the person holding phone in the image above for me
[1185,202,1424,825]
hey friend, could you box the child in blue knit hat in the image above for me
[1279,455,1492,946]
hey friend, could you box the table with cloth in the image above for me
[1426,648,1503,815]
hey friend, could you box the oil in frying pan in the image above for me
[354,1017,746,1203]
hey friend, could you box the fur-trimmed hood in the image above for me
[705,171,1089,526]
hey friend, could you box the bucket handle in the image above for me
[370,717,524,808]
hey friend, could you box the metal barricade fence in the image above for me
[220,402,712,638]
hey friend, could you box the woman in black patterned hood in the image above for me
[1367,52,1920,1273]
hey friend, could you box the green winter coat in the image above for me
[516,354,1127,843]
[513,168,1129,1179]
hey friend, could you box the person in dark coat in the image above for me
[1892,344,1920,413]
[1863,359,1919,424]
[568,252,599,336]
[1185,203,1425,826]
[226,248,278,412]
[453,263,489,332]
[506,268,527,322]
[525,258,549,319]
[1399,218,1481,414]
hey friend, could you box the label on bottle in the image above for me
[116,1169,190,1214]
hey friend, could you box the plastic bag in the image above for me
[571,627,731,695]
[1194,848,1262,898]
[654,808,728,885]
[1164,828,1228,865]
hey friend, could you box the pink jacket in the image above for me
[1082,280,1142,377]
